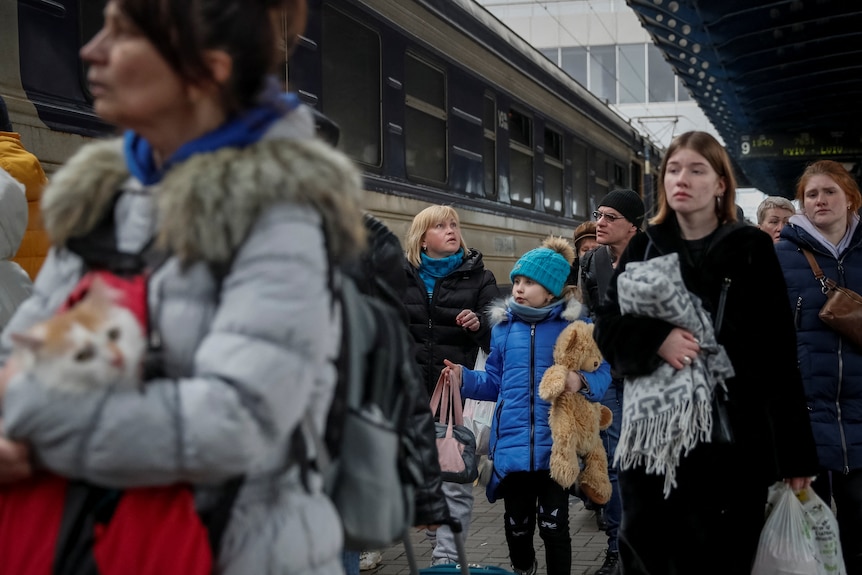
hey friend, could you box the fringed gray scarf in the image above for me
[614,253,735,497]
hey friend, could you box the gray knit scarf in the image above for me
[614,253,735,497]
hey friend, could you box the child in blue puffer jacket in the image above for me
[443,236,611,575]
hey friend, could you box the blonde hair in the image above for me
[405,205,470,267]
[756,196,795,224]
[651,131,738,225]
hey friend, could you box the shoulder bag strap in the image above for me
[801,248,837,292]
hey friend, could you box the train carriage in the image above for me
[1,0,659,282]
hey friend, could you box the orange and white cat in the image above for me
[10,280,145,391]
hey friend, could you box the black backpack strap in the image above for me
[53,482,119,575]
[197,476,244,554]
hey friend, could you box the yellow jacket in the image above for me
[0,132,47,279]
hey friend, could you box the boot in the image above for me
[595,550,620,575]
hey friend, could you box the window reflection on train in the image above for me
[3,0,660,282]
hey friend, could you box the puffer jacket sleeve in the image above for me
[579,359,611,402]
[470,269,499,353]
[461,334,503,402]
[593,233,675,376]
[4,206,336,486]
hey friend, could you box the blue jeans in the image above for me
[342,551,360,575]
[600,379,623,554]
[431,480,474,565]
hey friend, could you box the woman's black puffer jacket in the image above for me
[403,249,499,397]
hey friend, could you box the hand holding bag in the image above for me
[802,249,862,349]
[430,370,478,484]
[463,349,494,456]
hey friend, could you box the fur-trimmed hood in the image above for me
[41,123,366,266]
[486,296,585,327]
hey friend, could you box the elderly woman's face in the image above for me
[80,1,189,130]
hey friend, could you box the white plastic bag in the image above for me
[797,487,846,575]
[752,483,819,575]
[463,349,494,455]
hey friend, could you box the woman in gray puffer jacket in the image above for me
[0,0,362,573]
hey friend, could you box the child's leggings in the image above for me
[502,470,571,574]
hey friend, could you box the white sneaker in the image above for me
[359,550,383,571]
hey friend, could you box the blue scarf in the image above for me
[418,249,464,296]
[124,89,300,185]
[508,297,563,323]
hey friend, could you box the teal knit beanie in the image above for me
[509,236,575,297]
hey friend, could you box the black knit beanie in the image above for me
[599,189,645,225]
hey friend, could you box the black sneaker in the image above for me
[595,550,620,575]
[594,507,609,531]
[512,560,537,575]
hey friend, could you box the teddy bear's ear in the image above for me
[598,404,613,429]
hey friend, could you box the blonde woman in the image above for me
[403,204,498,566]
[756,195,795,243]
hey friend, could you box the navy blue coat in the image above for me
[776,220,862,472]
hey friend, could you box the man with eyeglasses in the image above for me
[578,188,645,575]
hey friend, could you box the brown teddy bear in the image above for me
[538,320,613,504]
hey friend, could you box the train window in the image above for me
[614,163,627,188]
[595,150,610,198]
[631,161,643,196]
[508,108,533,207]
[321,7,382,167]
[509,109,532,148]
[405,54,447,183]
[544,128,563,214]
[571,142,588,217]
[483,95,497,199]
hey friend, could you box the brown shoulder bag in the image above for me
[801,248,862,349]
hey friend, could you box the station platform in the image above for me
[369,484,609,574]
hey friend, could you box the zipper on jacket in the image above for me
[836,338,850,473]
[529,323,536,471]
[794,296,803,329]
[714,278,731,335]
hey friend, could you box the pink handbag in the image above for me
[429,371,478,484]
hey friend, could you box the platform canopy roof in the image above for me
[627,0,862,198]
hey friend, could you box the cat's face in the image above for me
[12,284,146,391]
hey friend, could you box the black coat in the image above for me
[353,214,450,527]
[594,219,818,484]
[404,248,498,397]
